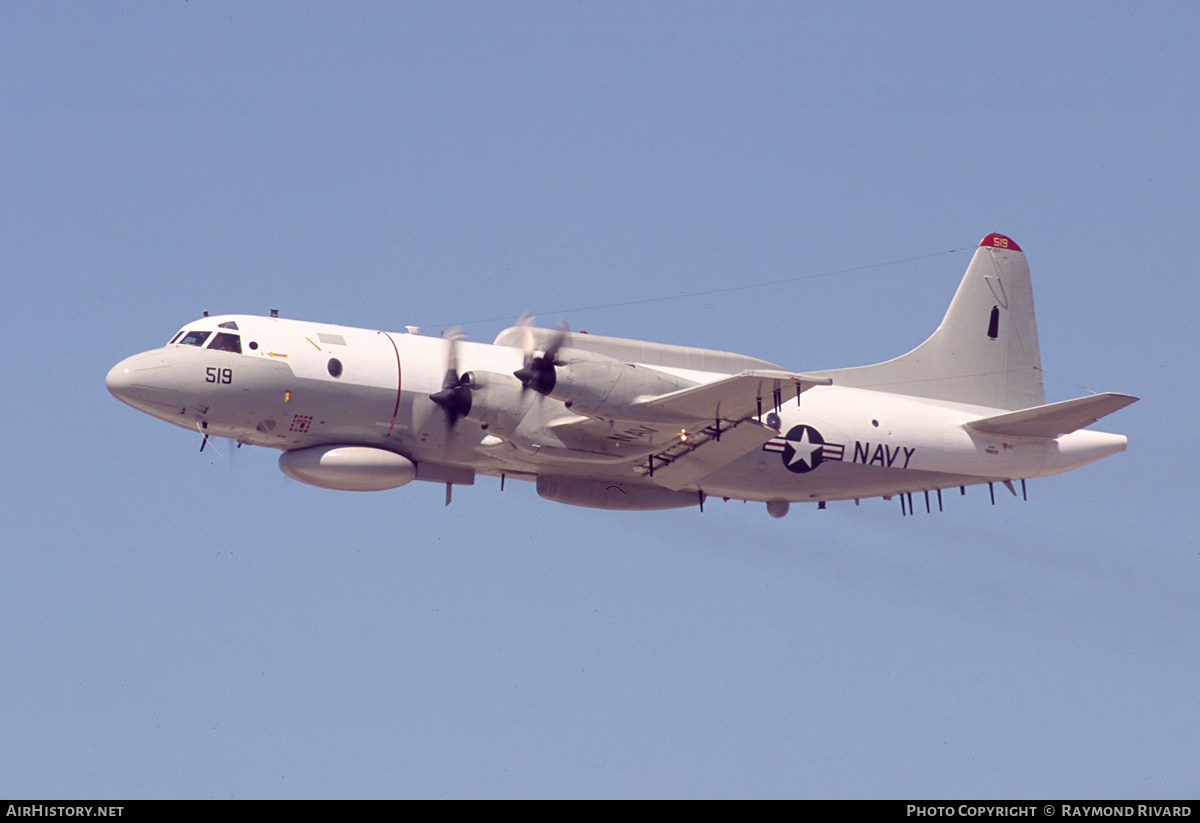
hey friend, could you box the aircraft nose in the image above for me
[105,358,133,399]
[106,350,182,411]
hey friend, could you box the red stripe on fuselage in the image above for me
[379,332,403,435]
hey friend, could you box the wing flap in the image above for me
[966,392,1137,439]
[634,417,777,491]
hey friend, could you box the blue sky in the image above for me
[3,1,1196,798]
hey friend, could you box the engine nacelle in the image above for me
[456,371,531,435]
[547,354,694,420]
[279,445,416,491]
[537,475,702,510]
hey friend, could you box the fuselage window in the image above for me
[178,330,212,347]
[208,332,242,354]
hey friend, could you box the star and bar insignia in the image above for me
[763,425,844,474]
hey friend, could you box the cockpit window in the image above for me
[217,321,239,330]
[208,332,242,354]
[178,330,211,347]
[168,331,184,345]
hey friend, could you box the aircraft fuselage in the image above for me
[107,235,1135,514]
[107,312,1127,510]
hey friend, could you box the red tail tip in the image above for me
[980,233,1021,252]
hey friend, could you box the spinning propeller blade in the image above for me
[429,329,475,425]
[513,318,568,396]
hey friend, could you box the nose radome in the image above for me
[105,350,181,411]
[106,358,134,399]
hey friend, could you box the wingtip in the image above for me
[980,233,1021,252]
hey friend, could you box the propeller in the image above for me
[429,329,475,425]
[513,316,569,396]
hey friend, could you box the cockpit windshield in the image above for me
[208,332,242,354]
[177,330,212,347]
[169,326,243,353]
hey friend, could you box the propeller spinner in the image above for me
[513,317,568,396]
[428,330,475,425]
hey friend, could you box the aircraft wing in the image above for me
[630,415,778,490]
[549,370,831,491]
[629,370,831,423]
[966,392,1138,439]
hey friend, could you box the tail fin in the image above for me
[814,233,1044,410]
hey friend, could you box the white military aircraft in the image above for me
[107,233,1135,517]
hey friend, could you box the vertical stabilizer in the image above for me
[813,234,1043,411]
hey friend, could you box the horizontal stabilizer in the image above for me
[966,392,1138,439]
